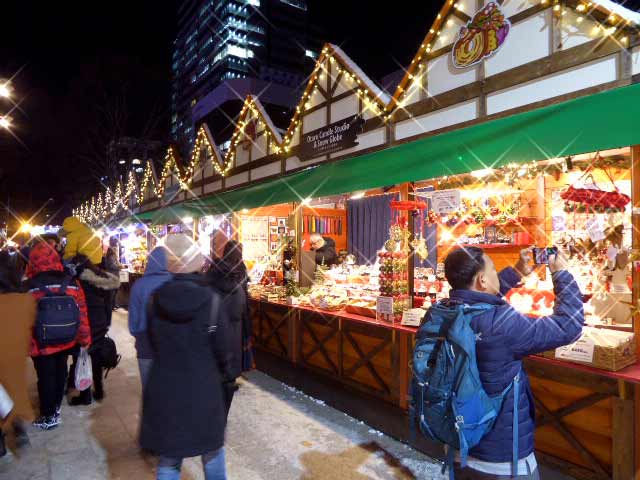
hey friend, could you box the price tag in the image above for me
[376,296,394,315]
[555,336,595,363]
[431,189,461,214]
[585,217,605,242]
[119,270,130,283]
[401,309,424,326]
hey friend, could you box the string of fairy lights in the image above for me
[73,0,638,224]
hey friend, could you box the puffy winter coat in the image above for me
[207,258,251,378]
[140,274,232,458]
[440,268,584,463]
[77,265,120,341]
[61,216,102,265]
[25,243,91,357]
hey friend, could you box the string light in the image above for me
[74,1,637,214]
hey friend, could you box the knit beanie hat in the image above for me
[163,233,205,274]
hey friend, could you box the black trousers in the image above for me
[32,349,71,417]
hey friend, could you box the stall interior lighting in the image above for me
[182,216,194,224]
[350,191,366,200]
[470,169,495,179]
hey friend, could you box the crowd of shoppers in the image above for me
[0,215,584,480]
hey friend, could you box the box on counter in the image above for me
[542,327,636,371]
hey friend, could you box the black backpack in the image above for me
[34,279,81,347]
[90,336,121,377]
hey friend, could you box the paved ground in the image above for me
[0,310,574,480]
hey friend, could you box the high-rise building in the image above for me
[171,0,321,152]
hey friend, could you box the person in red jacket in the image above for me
[25,242,91,430]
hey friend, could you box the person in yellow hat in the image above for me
[59,217,102,265]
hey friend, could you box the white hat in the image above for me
[163,233,205,274]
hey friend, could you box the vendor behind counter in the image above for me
[309,234,338,266]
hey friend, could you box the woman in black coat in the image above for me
[141,271,232,480]
[67,256,120,404]
[207,240,253,389]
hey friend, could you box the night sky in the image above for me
[7,1,637,224]
[0,1,440,224]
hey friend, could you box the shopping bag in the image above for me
[75,348,93,391]
[0,383,14,419]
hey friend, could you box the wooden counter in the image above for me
[250,298,640,479]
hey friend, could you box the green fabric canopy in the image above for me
[179,83,640,215]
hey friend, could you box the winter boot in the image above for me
[68,388,92,406]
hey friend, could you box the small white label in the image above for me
[0,383,14,419]
[376,296,394,315]
[555,337,595,363]
[401,309,424,326]
[119,270,130,283]
[585,217,605,242]
[432,189,461,214]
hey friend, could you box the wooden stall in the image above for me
[78,1,640,478]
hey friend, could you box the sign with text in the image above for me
[299,114,364,160]
[376,296,393,315]
[555,337,595,363]
[401,309,425,327]
[431,189,461,214]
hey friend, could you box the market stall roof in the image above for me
[180,82,640,215]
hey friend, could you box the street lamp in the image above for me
[0,117,11,129]
[0,83,10,99]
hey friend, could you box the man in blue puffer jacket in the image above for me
[443,246,584,479]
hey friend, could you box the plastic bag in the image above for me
[75,348,93,391]
[0,383,14,420]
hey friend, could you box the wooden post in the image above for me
[613,395,634,480]
[632,145,640,479]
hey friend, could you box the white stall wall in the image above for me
[225,172,249,188]
[395,99,479,141]
[561,9,600,50]
[303,108,326,134]
[328,128,386,159]
[330,95,359,122]
[485,11,551,77]
[487,55,618,115]
[489,0,538,17]
[251,134,268,160]
[308,88,325,109]
[632,47,640,75]
[289,123,302,148]
[204,180,222,194]
[251,162,281,181]
[203,162,214,179]
[235,146,250,166]
[427,54,479,97]
[286,155,325,172]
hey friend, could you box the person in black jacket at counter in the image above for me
[309,234,338,267]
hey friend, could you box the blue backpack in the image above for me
[33,279,81,347]
[410,301,521,479]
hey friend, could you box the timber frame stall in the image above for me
[75,1,640,478]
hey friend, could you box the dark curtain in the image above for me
[347,194,396,265]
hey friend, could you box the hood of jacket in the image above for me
[145,247,170,276]
[154,276,211,323]
[62,216,82,232]
[26,243,64,278]
[128,247,172,335]
[207,258,247,294]
[79,268,120,290]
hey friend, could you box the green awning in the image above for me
[185,82,640,215]
[148,204,200,225]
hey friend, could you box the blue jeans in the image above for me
[157,448,226,480]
